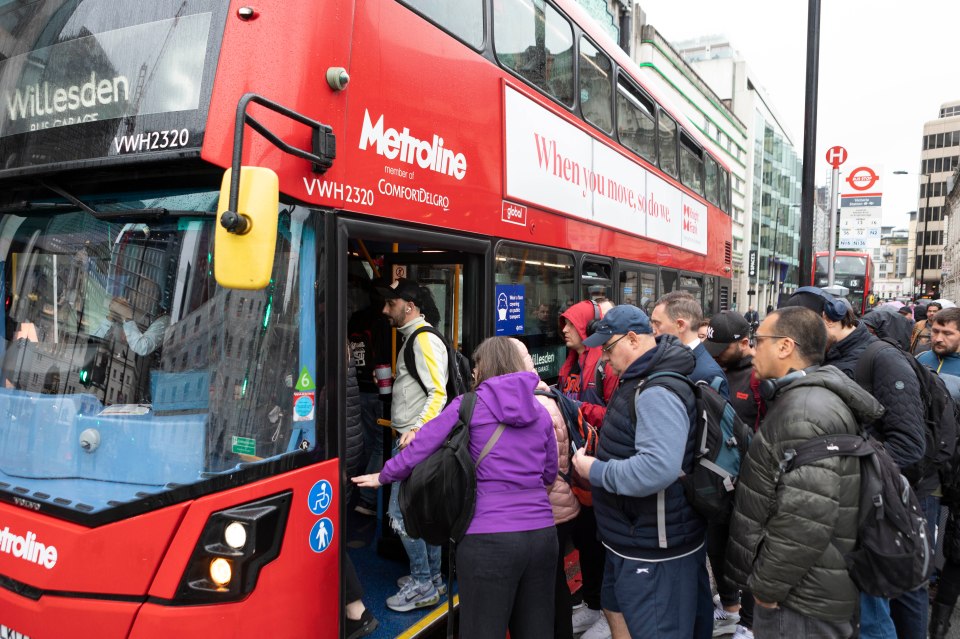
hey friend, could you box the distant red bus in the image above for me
[812,251,874,315]
[0,1,733,637]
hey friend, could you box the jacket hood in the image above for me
[560,300,601,340]
[781,365,884,423]
[475,371,548,428]
[826,322,871,364]
[623,334,696,380]
[862,307,912,351]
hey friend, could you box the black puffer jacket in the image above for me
[825,323,925,469]
[344,357,364,502]
[726,365,884,622]
[862,307,913,352]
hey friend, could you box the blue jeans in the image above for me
[358,392,383,507]
[859,594,896,639]
[754,604,852,638]
[387,464,441,584]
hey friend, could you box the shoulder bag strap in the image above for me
[476,423,507,466]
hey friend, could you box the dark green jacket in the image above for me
[726,365,883,622]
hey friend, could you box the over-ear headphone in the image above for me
[793,286,848,322]
[585,300,602,336]
[759,368,807,401]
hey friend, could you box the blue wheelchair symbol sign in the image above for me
[310,518,334,553]
[308,480,332,515]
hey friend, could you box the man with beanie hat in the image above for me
[781,287,926,639]
[572,305,709,639]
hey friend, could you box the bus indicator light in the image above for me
[209,558,232,586]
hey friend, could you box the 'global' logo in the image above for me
[358,110,467,180]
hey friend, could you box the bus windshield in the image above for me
[0,191,320,523]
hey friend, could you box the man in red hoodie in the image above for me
[557,299,619,639]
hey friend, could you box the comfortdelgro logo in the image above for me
[358,110,467,180]
[0,524,58,570]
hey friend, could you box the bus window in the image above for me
[400,0,484,49]
[494,0,575,106]
[679,274,703,307]
[718,167,730,213]
[704,275,716,317]
[616,79,656,163]
[679,132,704,195]
[580,259,612,302]
[704,156,719,206]
[658,110,679,178]
[495,244,573,381]
[660,269,678,296]
[620,268,657,315]
[0,196,321,519]
[579,37,612,132]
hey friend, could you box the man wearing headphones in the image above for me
[376,277,448,612]
[726,306,882,639]
[782,286,926,639]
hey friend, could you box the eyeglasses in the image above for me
[754,334,802,346]
[602,334,628,353]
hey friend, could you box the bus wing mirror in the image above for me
[215,167,279,290]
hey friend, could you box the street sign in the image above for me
[826,146,848,169]
[748,250,757,277]
[844,166,881,192]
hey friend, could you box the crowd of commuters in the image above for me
[344,271,960,639]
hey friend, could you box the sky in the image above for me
[635,0,960,228]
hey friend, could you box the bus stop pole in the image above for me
[827,165,839,287]
[798,0,821,287]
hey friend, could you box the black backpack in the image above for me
[636,372,753,523]
[781,433,933,599]
[398,392,505,546]
[855,338,959,485]
[403,326,472,406]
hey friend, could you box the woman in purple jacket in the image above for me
[353,336,559,639]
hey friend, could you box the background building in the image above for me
[943,165,960,301]
[910,100,960,297]
[873,227,911,300]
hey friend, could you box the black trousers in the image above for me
[456,527,558,639]
[554,521,576,639]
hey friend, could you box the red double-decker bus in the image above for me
[0,1,732,637]
[812,251,874,315]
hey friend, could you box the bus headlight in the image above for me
[209,558,233,586]
[224,522,247,549]
[173,491,292,604]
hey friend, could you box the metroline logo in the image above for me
[358,110,467,180]
[0,524,58,570]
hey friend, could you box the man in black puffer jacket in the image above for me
[726,307,883,638]
[781,288,926,639]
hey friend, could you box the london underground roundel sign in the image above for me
[845,166,880,192]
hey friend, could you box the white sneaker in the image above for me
[712,596,740,637]
[732,626,753,639]
[572,606,602,634]
[581,613,612,639]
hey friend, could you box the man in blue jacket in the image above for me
[650,291,729,399]
[918,307,960,376]
[572,305,708,639]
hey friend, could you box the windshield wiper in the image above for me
[0,201,77,215]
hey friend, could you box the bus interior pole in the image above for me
[798,0,821,287]
[827,165,839,287]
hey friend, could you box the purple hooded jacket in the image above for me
[379,371,558,535]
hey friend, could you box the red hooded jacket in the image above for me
[557,301,619,427]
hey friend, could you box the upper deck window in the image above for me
[657,110,679,177]
[705,156,719,206]
[494,0,575,106]
[616,79,655,163]
[579,37,612,132]
[400,0,484,49]
[679,131,704,196]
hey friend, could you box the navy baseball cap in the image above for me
[582,304,653,348]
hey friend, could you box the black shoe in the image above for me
[930,601,953,639]
[346,609,378,639]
